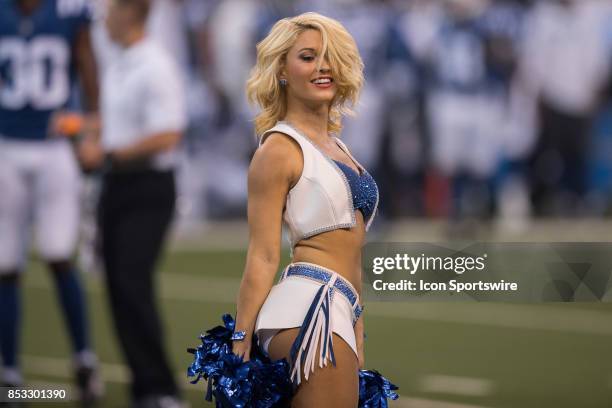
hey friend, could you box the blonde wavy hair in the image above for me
[246,12,364,136]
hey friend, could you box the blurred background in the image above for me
[12,0,612,407]
[120,0,612,230]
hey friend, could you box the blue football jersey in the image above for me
[433,19,488,93]
[0,0,92,140]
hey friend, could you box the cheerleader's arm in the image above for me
[232,132,303,360]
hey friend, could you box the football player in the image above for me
[0,0,102,405]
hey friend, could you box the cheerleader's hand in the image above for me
[232,340,251,362]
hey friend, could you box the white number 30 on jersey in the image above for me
[0,37,70,110]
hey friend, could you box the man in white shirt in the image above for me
[76,0,186,407]
[519,0,612,214]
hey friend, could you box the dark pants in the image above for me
[529,101,591,215]
[98,170,178,399]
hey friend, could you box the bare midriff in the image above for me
[291,211,365,292]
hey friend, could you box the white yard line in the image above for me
[23,356,494,408]
[22,355,196,392]
[23,355,128,385]
[169,219,612,250]
[365,302,612,336]
[25,272,612,336]
[390,397,492,408]
[162,274,612,336]
[420,375,494,397]
[24,272,241,304]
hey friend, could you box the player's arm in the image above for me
[62,22,101,149]
[52,23,99,141]
[232,134,302,360]
[74,24,99,120]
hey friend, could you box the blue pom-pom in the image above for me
[358,369,399,408]
[188,314,399,407]
[187,314,292,408]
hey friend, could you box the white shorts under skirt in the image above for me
[255,262,363,385]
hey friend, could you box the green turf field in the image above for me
[18,249,612,408]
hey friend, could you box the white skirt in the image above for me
[255,262,363,385]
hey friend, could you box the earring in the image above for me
[279,78,287,86]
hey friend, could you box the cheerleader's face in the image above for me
[281,30,336,107]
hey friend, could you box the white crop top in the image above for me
[259,121,378,248]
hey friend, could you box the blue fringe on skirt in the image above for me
[187,314,399,407]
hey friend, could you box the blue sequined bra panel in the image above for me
[333,160,378,221]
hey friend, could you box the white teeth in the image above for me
[313,78,331,84]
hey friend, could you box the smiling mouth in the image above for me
[311,78,333,84]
